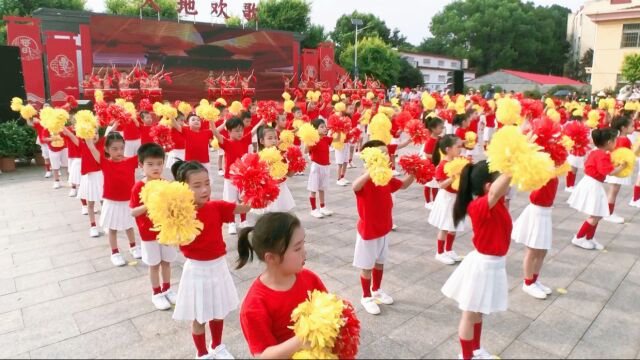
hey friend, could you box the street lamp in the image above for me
[351,18,363,80]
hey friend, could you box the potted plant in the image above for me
[0,120,32,172]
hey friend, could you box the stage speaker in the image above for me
[0,45,26,122]
[453,70,464,95]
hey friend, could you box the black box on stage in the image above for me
[0,45,26,123]
[453,70,464,95]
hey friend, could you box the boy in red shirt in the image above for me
[306,118,334,219]
[352,140,414,315]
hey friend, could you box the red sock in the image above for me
[566,171,576,188]
[161,282,170,292]
[81,199,87,206]
[437,240,445,254]
[431,187,439,199]
[90,221,96,227]
[371,268,383,292]
[152,286,161,295]
[192,333,208,357]
[129,242,136,248]
[208,320,224,349]
[445,233,456,252]
[320,202,325,208]
[72,184,77,189]
[634,186,640,201]
[587,222,598,240]
[310,197,317,210]
[533,274,539,283]
[360,276,372,298]
[472,322,482,351]
[608,203,615,215]
[524,277,535,286]
[240,213,246,222]
[576,221,593,239]
[111,248,119,255]
[424,187,431,203]
[460,338,474,360]
[45,164,51,171]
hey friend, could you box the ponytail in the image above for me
[236,226,255,269]
[171,159,206,182]
[235,212,301,269]
[453,160,497,226]
[432,134,458,167]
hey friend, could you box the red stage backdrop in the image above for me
[44,32,80,106]
[318,42,336,89]
[4,16,46,106]
[301,49,318,81]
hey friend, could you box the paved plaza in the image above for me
[1,151,640,359]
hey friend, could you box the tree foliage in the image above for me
[225,15,242,27]
[389,28,415,51]
[621,53,640,84]
[105,0,178,19]
[397,58,424,88]
[330,11,391,62]
[423,0,570,75]
[301,24,327,49]
[339,37,401,87]
[564,48,593,82]
[248,0,310,33]
[0,0,85,43]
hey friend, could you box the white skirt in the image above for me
[428,190,465,232]
[605,173,633,186]
[99,200,135,231]
[77,171,103,202]
[49,150,64,170]
[68,158,82,186]
[124,139,141,158]
[307,162,330,192]
[483,126,495,143]
[266,182,296,212]
[512,204,553,250]
[334,143,350,164]
[441,250,508,314]
[567,175,610,217]
[166,149,185,169]
[567,154,585,169]
[173,257,239,324]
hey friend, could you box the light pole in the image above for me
[351,18,363,80]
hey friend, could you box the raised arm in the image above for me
[85,139,101,164]
[352,171,370,192]
[251,119,265,135]
[487,173,512,209]
[62,127,79,147]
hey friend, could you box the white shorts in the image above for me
[124,139,141,158]
[334,143,350,165]
[141,240,177,266]
[217,149,225,156]
[266,182,295,212]
[99,199,135,231]
[483,126,495,143]
[77,171,104,202]
[49,150,63,170]
[352,233,389,269]
[444,122,454,135]
[567,175,610,217]
[307,162,330,192]
[40,143,50,160]
[68,158,82,186]
[222,179,240,203]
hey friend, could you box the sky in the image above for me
[84,0,585,45]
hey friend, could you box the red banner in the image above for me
[317,42,336,89]
[44,31,79,106]
[292,41,300,88]
[79,25,93,78]
[4,16,46,106]
[301,49,318,81]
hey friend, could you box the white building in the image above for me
[399,50,475,91]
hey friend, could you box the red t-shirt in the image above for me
[80,138,105,175]
[455,127,468,141]
[171,128,186,150]
[485,113,496,128]
[183,128,213,164]
[306,107,319,120]
[179,200,236,261]
[616,136,632,149]
[101,154,138,201]
[584,149,614,182]
[140,124,153,144]
[123,121,141,141]
[355,178,403,240]
[220,133,253,179]
[529,177,558,207]
[351,112,361,128]
[129,180,158,241]
[468,195,512,256]
[423,136,438,156]
[435,160,456,193]
[308,136,333,166]
[240,269,327,356]
[42,129,66,152]
[33,122,46,143]
[63,127,80,158]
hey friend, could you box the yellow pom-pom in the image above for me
[455,95,466,115]
[282,92,291,101]
[278,130,295,151]
[378,106,395,118]
[141,180,204,246]
[334,102,346,113]
[560,135,575,151]
[496,98,522,126]
[369,166,393,186]
[331,94,340,102]
[586,110,600,129]
[115,98,126,106]
[178,101,192,116]
[360,109,372,125]
[10,97,23,112]
[292,119,304,130]
[161,105,178,121]
[292,349,337,360]
[464,132,477,149]
[444,157,471,190]
[554,162,571,177]
[544,98,555,109]
[258,147,282,164]
[360,147,392,186]
[284,100,295,113]
[366,91,375,100]
[422,93,436,111]
[547,108,561,122]
[298,123,320,147]
[124,102,137,119]
[19,104,37,120]
[153,102,165,117]
[199,99,209,107]
[201,105,220,122]
[75,110,97,139]
[215,98,227,107]
[306,91,314,101]
[611,148,635,178]
[340,94,346,100]
[211,137,220,150]
[269,160,289,180]
[290,290,345,351]
[390,97,399,106]
[368,113,392,145]
[229,101,243,115]
[312,91,321,102]
[94,89,104,103]
[40,107,68,135]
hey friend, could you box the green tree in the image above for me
[301,24,327,49]
[248,0,310,33]
[417,37,453,56]
[331,11,391,63]
[565,48,593,82]
[397,58,424,88]
[1,0,85,43]
[339,37,401,87]
[621,53,640,84]
[105,0,178,19]
[389,28,415,51]
[225,15,242,27]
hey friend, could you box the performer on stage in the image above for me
[205,71,222,100]
[240,70,256,98]
[118,65,138,101]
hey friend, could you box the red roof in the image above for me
[502,69,587,86]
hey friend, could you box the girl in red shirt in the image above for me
[568,128,623,250]
[172,115,214,181]
[86,131,140,267]
[428,135,465,265]
[169,160,249,360]
[306,119,334,219]
[441,160,512,360]
[422,117,444,209]
[604,116,634,224]
[63,116,82,198]
[256,126,296,214]
[238,212,327,358]
[42,128,67,190]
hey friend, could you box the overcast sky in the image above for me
[84,0,585,45]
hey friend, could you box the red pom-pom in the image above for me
[405,119,430,144]
[108,104,132,125]
[520,99,544,119]
[230,153,280,209]
[242,97,252,109]
[332,300,360,360]
[66,95,78,109]
[284,146,306,173]
[93,101,110,127]
[398,154,436,184]
[139,98,153,112]
[438,109,456,124]
[530,116,568,166]
[163,73,172,85]
[563,120,591,157]
[150,124,174,152]
[347,126,362,143]
[327,114,352,134]
[394,111,413,131]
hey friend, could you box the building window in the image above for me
[424,74,430,81]
[438,74,446,82]
[451,61,458,68]
[438,60,445,67]
[423,58,431,65]
[621,23,640,48]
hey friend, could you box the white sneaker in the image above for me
[473,348,494,359]
[628,198,640,208]
[89,226,100,238]
[151,292,171,310]
[217,169,224,176]
[81,206,88,215]
[129,246,142,259]
[435,252,455,265]
[211,344,234,359]
[604,214,624,224]
[522,282,547,299]
[310,209,324,218]
[564,187,574,193]
[347,162,356,168]
[110,253,126,267]
[535,281,552,295]
[68,188,77,197]
[45,171,51,178]
[336,179,348,186]
[392,224,398,230]
[52,181,61,189]
[195,352,213,359]
[424,202,434,210]
[360,297,381,315]
[319,207,334,216]
[572,236,595,250]
[372,289,394,305]
[393,170,401,176]
[591,239,605,250]
[228,223,237,235]
[446,250,462,262]
[238,221,249,229]
[162,288,177,305]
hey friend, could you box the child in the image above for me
[306,119,334,219]
[166,114,186,169]
[63,117,82,198]
[86,131,141,266]
[512,176,558,300]
[42,128,67,189]
[428,135,465,265]
[238,212,327,358]
[568,128,624,250]
[139,111,155,145]
[170,160,250,360]
[27,114,52,178]
[172,115,214,178]
[565,115,589,192]
[603,116,634,224]
[423,117,445,209]
[347,103,361,168]
[441,160,512,360]
[352,140,414,315]
[130,143,177,310]
[453,113,473,159]
[257,126,296,213]
[122,113,142,157]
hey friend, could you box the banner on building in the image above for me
[44,32,80,106]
